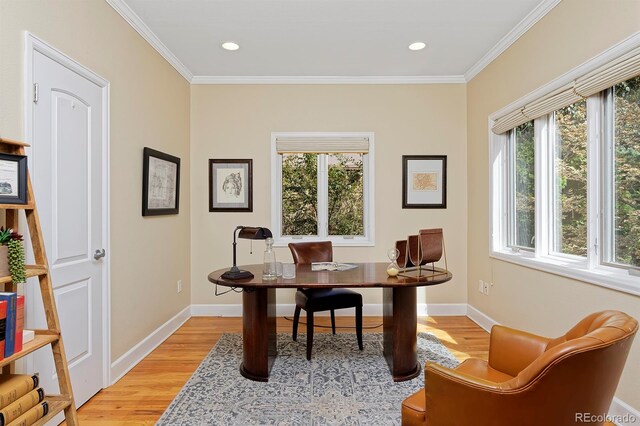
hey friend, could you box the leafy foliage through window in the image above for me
[608,76,640,268]
[508,121,535,249]
[281,153,364,237]
[553,100,588,257]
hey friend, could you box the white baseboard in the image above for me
[191,303,467,317]
[110,305,190,385]
[417,303,467,316]
[191,303,242,316]
[609,397,640,425]
[466,304,499,332]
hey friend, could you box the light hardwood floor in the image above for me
[70,316,489,425]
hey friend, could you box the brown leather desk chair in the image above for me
[288,241,363,360]
[402,310,638,426]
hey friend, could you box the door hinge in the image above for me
[33,83,39,104]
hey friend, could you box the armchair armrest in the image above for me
[488,325,551,376]
[424,363,512,426]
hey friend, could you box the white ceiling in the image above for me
[112,0,557,82]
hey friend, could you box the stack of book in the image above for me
[0,374,47,426]
[0,293,25,360]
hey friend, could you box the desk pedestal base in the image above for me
[240,288,277,382]
[383,287,420,382]
[239,286,420,382]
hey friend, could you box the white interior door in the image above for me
[28,47,107,411]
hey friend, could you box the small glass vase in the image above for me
[386,248,400,277]
[262,237,278,280]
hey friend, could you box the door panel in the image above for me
[56,279,91,365]
[51,91,90,264]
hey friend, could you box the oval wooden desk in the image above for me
[208,262,452,382]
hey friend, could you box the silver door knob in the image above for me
[94,249,106,260]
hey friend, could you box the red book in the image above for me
[14,295,24,353]
[0,300,6,361]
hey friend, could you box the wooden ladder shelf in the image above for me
[0,137,78,425]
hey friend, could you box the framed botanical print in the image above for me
[142,147,180,216]
[402,155,447,209]
[209,159,253,212]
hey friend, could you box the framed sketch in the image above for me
[0,153,28,205]
[402,155,447,209]
[209,159,253,212]
[142,147,180,216]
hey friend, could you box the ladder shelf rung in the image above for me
[0,330,60,368]
[0,265,48,284]
[32,395,73,426]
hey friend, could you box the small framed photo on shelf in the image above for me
[142,147,180,216]
[402,155,447,209]
[0,153,28,205]
[209,159,253,212]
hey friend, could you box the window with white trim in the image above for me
[271,133,375,246]
[490,45,640,293]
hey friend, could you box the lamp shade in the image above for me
[238,227,272,240]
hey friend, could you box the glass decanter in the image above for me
[386,248,400,277]
[262,237,278,280]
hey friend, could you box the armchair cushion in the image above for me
[454,358,514,384]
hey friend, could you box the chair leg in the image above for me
[292,306,301,341]
[306,311,314,361]
[330,309,336,335]
[356,305,363,351]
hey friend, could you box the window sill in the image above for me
[274,236,375,248]
[490,249,640,297]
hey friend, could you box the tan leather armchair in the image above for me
[402,311,638,426]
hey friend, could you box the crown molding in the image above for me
[191,75,467,85]
[105,0,193,82]
[464,0,562,82]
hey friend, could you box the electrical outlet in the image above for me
[478,280,484,293]
[483,281,490,295]
[177,279,183,293]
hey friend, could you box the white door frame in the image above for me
[23,32,112,387]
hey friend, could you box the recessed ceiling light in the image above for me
[408,42,426,51]
[221,42,240,51]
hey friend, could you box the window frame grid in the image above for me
[271,132,375,247]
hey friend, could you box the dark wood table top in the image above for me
[208,262,452,289]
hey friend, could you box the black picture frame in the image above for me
[402,155,447,209]
[142,147,180,216]
[209,159,253,212]
[0,153,28,205]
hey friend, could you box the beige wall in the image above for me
[191,84,467,307]
[0,0,191,360]
[467,0,640,407]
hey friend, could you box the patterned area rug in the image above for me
[157,332,459,425]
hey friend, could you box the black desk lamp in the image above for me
[221,226,273,280]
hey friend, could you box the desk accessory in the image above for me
[386,248,400,276]
[221,226,272,280]
[262,238,277,280]
[397,228,448,278]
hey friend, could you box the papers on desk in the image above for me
[311,262,358,271]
